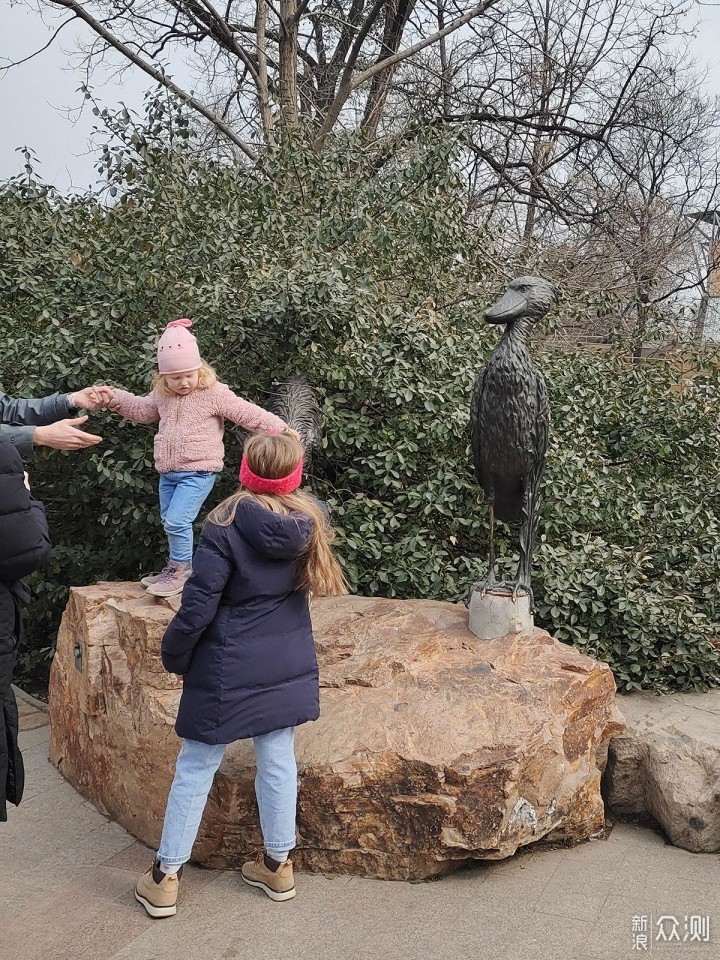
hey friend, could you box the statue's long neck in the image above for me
[501,317,534,346]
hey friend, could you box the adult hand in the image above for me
[33,417,102,450]
[71,386,114,411]
[23,472,30,491]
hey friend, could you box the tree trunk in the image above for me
[522,154,540,244]
[521,0,552,245]
[361,0,416,140]
[279,0,299,127]
[256,0,275,144]
[695,291,709,340]
[632,275,652,363]
[437,0,452,117]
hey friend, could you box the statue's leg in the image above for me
[477,496,498,599]
[525,498,541,587]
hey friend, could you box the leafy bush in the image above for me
[2,115,719,694]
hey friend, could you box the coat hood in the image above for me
[235,498,312,559]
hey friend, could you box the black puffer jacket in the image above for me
[0,440,51,822]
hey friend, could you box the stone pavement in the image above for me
[3,696,719,960]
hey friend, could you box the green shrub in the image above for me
[2,121,719,694]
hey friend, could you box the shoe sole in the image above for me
[135,889,177,918]
[241,874,296,902]
[146,584,187,598]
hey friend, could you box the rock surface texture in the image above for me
[49,585,624,880]
[603,690,720,854]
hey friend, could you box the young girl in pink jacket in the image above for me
[102,319,289,596]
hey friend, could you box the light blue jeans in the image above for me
[159,471,217,563]
[157,728,298,869]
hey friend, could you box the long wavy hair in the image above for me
[207,432,348,597]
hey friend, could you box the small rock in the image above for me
[603,690,720,854]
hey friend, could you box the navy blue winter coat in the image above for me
[161,498,318,744]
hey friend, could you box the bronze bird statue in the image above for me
[470,276,558,599]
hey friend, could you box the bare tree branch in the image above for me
[350,0,502,90]
[46,0,258,161]
[193,0,262,86]
[0,14,76,70]
[313,0,387,143]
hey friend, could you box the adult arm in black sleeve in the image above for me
[161,523,234,676]
[0,441,51,583]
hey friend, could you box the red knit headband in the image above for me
[239,456,303,495]
[239,429,304,494]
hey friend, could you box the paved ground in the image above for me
[3,696,720,960]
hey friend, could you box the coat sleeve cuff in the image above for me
[0,424,35,461]
[62,393,79,416]
[161,648,190,675]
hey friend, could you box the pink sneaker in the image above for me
[141,563,172,588]
[146,561,192,598]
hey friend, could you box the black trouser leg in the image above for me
[0,639,23,820]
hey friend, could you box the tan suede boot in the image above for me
[135,860,183,918]
[241,852,296,902]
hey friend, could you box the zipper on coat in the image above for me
[170,396,182,464]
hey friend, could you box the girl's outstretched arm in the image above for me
[108,388,160,424]
[161,523,233,676]
[214,383,287,433]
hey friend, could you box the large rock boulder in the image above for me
[49,585,624,880]
[603,690,720,853]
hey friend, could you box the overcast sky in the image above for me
[1,1,719,192]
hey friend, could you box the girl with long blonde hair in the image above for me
[134,430,347,917]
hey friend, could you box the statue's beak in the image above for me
[484,289,527,324]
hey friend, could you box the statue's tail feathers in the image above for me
[494,478,524,525]
[267,375,323,468]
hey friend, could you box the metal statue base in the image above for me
[468,583,534,641]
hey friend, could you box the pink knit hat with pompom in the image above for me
[157,319,203,374]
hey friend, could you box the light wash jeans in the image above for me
[159,471,217,563]
[157,728,298,870]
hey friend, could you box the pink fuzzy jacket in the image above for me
[109,382,287,474]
